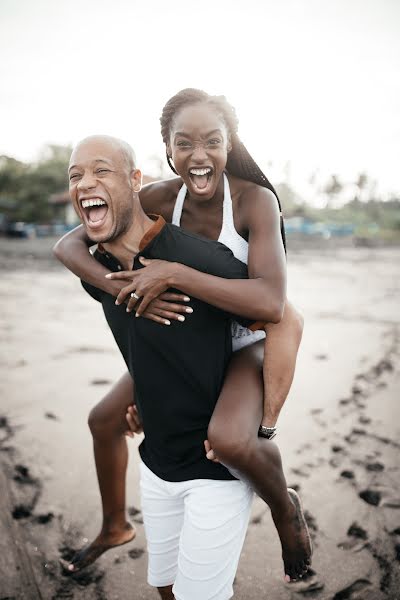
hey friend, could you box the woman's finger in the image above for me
[116,282,138,306]
[142,306,186,322]
[126,295,142,313]
[159,293,191,303]
[141,312,171,325]
[106,271,138,280]
[154,300,193,315]
[135,292,159,317]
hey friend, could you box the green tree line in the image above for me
[0,145,71,223]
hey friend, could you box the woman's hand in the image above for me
[140,292,193,325]
[106,257,181,315]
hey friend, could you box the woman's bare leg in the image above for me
[65,372,136,572]
[262,300,304,426]
[207,303,311,582]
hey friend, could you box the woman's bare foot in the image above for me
[61,521,136,573]
[273,489,312,583]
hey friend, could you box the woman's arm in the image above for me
[112,187,286,323]
[53,225,124,296]
[53,225,192,325]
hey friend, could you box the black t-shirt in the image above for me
[82,217,257,482]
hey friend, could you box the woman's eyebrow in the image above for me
[174,129,223,139]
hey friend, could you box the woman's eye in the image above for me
[177,141,191,148]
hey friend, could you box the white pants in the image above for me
[139,461,253,600]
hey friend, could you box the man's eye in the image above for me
[69,173,80,180]
[96,169,109,173]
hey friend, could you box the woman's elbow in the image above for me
[53,239,63,261]
[257,293,285,324]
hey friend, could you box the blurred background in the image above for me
[1,2,399,599]
[1,0,399,243]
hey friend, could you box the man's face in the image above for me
[68,138,140,243]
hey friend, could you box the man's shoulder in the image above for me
[140,178,182,221]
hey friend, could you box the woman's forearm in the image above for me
[170,263,284,323]
[53,226,122,296]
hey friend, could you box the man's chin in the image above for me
[83,223,114,244]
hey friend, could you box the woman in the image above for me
[54,89,311,583]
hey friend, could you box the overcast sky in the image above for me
[1,0,399,199]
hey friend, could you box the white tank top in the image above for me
[172,173,266,351]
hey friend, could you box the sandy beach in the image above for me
[0,238,399,600]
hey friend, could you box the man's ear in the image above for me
[131,168,142,192]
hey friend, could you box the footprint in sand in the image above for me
[338,522,368,552]
[11,463,42,520]
[332,578,372,599]
[358,489,381,506]
[128,505,143,524]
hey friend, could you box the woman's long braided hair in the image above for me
[160,88,286,252]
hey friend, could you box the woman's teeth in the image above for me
[189,168,212,176]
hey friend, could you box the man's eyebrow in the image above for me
[68,158,113,172]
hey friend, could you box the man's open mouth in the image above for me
[188,167,214,192]
[80,198,109,228]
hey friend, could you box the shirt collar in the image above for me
[97,214,166,255]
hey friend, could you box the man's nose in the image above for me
[77,171,96,190]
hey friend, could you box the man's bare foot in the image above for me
[60,522,136,573]
[273,489,312,583]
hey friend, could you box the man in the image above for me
[65,135,265,600]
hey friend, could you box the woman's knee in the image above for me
[88,397,123,440]
[207,421,254,469]
[285,301,304,344]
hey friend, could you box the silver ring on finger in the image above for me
[130,292,140,300]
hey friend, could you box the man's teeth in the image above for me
[81,199,106,208]
[189,168,212,176]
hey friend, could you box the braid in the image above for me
[160,89,286,252]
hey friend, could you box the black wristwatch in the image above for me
[258,425,277,440]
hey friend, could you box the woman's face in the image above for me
[167,103,231,200]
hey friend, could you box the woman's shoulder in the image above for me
[228,174,279,223]
[139,177,183,221]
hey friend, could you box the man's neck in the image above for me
[103,204,154,270]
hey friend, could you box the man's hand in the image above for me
[204,439,219,463]
[124,404,143,438]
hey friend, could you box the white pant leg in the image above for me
[173,479,253,600]
[140,462,185,587]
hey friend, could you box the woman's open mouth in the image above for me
[188,167,214,194]
[80,197,109,230]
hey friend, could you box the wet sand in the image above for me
[0,239,399,599]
